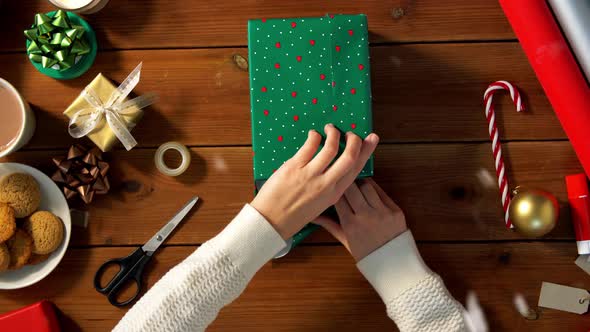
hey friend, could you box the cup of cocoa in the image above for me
[0,78,35,158]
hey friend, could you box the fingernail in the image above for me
[367,133,379,143]
[326,123,334,128]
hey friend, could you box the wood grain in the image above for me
[0,0,514,51]
[1,243,588,331]
[0,43,563,149]
[1,141,582,246]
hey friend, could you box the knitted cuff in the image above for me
[356,230,433,301]
[208,204,287,279]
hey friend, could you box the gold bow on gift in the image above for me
[68,63,157,151]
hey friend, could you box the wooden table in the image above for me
[1,1,589,331]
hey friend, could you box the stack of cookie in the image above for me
[0,173,65,272]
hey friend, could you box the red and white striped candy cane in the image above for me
[483,81,525,228]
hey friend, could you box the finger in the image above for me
[367,178,401,212]
[290,130,322,166]
[358,178,385,209]
[335,133,379,193]
[343,182,369,213]
[334,195,353,225]
[324,132,362,183]
[312,216,350,252]
[307,124,341,173]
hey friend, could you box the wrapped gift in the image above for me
[63,63,157,152]
[0,301,61,332]
[248,14,373,183]
[248,14,373,254]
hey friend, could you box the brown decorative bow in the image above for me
[52,144,110,204]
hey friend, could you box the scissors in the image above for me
[94,196,199,306]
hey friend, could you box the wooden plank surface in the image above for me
[1,1,586,331]
[0,0,514,51]
[0,43,563,149]
[0,243,588,332]
[3,141,581,246]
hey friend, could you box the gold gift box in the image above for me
[63,73,143,152]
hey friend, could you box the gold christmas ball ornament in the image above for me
[508,188,559,238]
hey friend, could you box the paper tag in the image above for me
[575,255,590,276]
[538,282,589,314]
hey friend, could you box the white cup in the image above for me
[47,0,110,14]
[0,78,35,158]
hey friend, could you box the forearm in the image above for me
[357,230,467,332]
[113,205,286,332]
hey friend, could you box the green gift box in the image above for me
[248,14,373,182]
[248,14,373,252]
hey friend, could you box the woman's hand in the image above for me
[313,179,408,261]
[251,124,379,240]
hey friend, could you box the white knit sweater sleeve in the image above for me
[112,204,287,332]
[357,230,468,332]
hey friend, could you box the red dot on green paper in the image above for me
[350,88,356,94]
[293,115,299,121]
[333,105,338,111]
[278,136,284,142]
[296,55,302,62]
[261,18,267,22]
[320,74,326,80]
[291,22,297,28]
[261,86,268,92]
[312,98,318,104]
[263,109,269,116]
[348,29,354,36]
[351,123,357,129]
[335,45,341,52]
[329,14,335,18]
[275,42,281,48]
[358,64,364,70]
[310,40,316,46]
[332,81,336,87]
[275,63,280,69]
[291,91,297,97]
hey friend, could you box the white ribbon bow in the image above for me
[68,62,157,151]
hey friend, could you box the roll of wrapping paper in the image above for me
[547,0,590,82]
[499,0,590,179]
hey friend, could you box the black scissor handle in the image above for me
[94,247,152,307]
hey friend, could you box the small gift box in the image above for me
[64,63,157,152]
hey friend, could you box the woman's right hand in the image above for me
[313,179,408,261]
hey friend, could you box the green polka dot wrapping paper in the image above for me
[248,14,373,183]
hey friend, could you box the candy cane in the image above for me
[483,81,524,228]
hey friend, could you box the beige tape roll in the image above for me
[154,142,191,176]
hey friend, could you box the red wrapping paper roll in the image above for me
[499,0,590,178]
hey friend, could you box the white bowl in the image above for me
[0,163,71,289]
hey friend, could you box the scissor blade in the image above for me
[142,196,199,255]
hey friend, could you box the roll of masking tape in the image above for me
[154,142,191,176]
